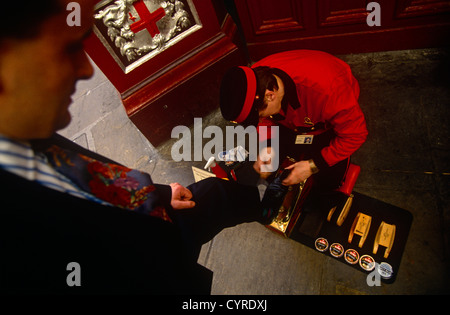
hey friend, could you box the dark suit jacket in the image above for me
[0,134,212,294]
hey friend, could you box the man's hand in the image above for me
[281,160,313,186]
[169,183,195,210]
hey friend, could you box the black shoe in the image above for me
[261,169,291,224]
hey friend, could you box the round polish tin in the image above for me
[377,262,394,279]
[359,255,376,271]
[329,243,344,258]
[344,249,359,265]
[315,237,329,252]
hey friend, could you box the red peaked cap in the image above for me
[220,66,260,126]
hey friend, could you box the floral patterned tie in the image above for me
[43,145,172,222]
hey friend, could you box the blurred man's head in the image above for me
[0,0,94,139]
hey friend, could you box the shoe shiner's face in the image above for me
[258,75,285,118]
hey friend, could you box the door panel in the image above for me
[317,0,369,27]
[245,0,305,35]
[234,0,450,59]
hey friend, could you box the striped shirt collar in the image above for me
[0,134,110,205]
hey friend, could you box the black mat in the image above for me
[218,160,413,283]
[289,191,413,284]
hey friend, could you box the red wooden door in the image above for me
[234,0,450,60]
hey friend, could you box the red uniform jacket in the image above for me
[252,50,368,170]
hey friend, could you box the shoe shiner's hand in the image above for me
[253,147,277,179]
[282,160,313,186]
[170,183,196,209]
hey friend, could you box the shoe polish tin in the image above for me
[330,243,344,258]
[315,238,329,252]
[359,255,376,271]
[377,262,394,279]
[344,249,359,265]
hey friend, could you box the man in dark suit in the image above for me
[0,0,263,294]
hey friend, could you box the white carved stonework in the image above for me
[94,0,202,73]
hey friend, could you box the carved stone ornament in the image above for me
[94,0,202,73]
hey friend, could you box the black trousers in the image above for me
[168,178,263,260]
[169,129,351,260]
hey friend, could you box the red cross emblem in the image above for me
[129,0,166,37]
